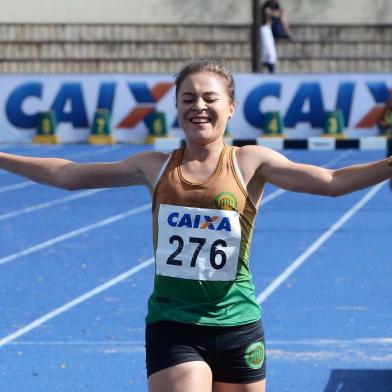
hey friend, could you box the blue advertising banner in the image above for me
[0,73,391,142]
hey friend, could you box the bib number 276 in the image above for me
[166,235,227,269]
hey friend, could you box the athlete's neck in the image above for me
[183,139,225,163]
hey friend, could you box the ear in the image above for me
[228,101,236,119]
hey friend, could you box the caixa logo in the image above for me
[5,81,175,129]
[167,212,232,232]
[244,81,391,129]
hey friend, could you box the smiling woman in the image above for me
[0,58,391,392]
[174,59,236,149]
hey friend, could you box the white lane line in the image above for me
[320,149,353,167]
[7,340,145,346]
[267,338,392,346]
[260,188,286,205]
[0,188,107,222]
[0,180,35,193]
[0,203,151,267]
[7,337,392,346]
[257,181,385,304]
[0,257,154,348]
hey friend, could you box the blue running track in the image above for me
[0,144,391,392]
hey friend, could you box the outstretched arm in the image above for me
[262,153,392,196]
[236,146,392,197]
[0,150,167,191]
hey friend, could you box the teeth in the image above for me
[190,118,210,123]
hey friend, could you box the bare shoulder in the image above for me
[234,144,280,167]
[120,149,170,188]
[233,145,269,184]
[122,149,169,169]
[234,144,291,182]
[125,150,169,165]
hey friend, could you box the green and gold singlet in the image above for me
[146,144,261,326]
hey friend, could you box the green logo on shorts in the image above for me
[244,341,265,369]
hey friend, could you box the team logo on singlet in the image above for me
[244,341,265,369]
[214,192,237,211]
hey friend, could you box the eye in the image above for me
[205,98,218,103]
[181,98,194,104]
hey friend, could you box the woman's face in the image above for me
[176,71,235,144]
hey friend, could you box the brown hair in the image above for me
[174,58,235,105]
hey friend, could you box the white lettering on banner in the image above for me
[156,204,241,281]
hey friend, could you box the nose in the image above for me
[192,98,207,111]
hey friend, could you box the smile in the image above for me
[189,117,211,124]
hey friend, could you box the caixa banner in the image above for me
[0,73,391,143]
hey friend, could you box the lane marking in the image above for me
[0,188,107,222]
[7,337,392,346]
[0,181,35,193]
[260,188,286,205]
[0,203,151,267]
[257,181,386,304]
[0,257,154,348]
[320,149,353,167]
[267,338,392,345]
[265,349,392,362]
[7,340,145,345]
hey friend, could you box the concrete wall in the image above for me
[0,0,251,24]
[285,0,392,25]
[0,0,390,25]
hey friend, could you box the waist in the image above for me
[146,276,261,326]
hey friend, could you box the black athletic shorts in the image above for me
[145,319,266,384]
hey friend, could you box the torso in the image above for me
[146,144,262,326]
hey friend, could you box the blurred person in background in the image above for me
[261,0,293,40]
[260,5,278,73]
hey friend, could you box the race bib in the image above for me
[156,204,241,281]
